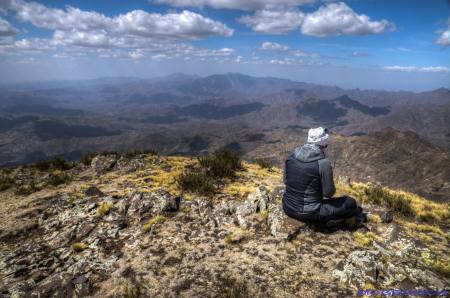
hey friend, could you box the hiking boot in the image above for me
[356,212,368,224]
[344,216,357,227]
[324,218,345,228]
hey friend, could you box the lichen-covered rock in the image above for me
[379,211,393,223]
[235,186,270,228]
[84,185,105,197]
[115,156,145,173]
[123,190,180,221]
[267,203,308,240]
[332,250,379,289]
[150,189,181,214]
[90,155,118,175]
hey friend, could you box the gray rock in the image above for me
[84,186,105,197]
[126,190,180,220]
[380,211,393,223]
[150,189,181,213]
[267,203,307,240]
[338,176,352,186]
[91,155,118,175]
[332,250,379,289]
[235,186,270,228]
[270,186,284,201]
[115,156,145,173]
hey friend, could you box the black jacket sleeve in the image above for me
[318,159,336,199]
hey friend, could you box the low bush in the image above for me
[34,157,74,172]
[0,176,14,191]
[81,152,96,166]
[14,181,40,196]
[198,149,242,179]
[177,149,243,197]
[177,170,216,196]
[47,171,71,186]
[255,158,272,170]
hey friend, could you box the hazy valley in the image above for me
[0,73,449,202]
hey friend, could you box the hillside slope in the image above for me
[241,127,450,202]
[0,153,449,297]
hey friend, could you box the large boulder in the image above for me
[91,155,118,175]
[267,203,307,240]
[235,186,269,228]
[332,250,379,289]
[150,189,181,213]
[115,156,145,173]
[122,189,180,220]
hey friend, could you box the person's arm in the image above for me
[318,159,336,199]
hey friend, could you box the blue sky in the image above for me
[0,0,449,91]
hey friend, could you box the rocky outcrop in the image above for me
[235,186,269,228]
[115,156,145,173]
[0,156,449,297]
[332,250,379,288]
[91,154,118,175]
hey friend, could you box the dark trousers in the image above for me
[284,196,359,223]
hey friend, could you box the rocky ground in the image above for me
[0,154,449,297]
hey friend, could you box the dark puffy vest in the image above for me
[282,154,323,215]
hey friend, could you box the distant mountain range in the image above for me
[0,73,449,201]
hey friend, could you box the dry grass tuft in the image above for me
[354,231,381,247]
[336,181,449,222]
[97,201,113,216]
[143,215,166,232]
[72,242,88,252]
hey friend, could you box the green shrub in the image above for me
[14,181,40,196]
[198,149,242,179]
[0,176,14,191]
[81,152,96,166]
[34,160,53,171]
[255,158,272,170]
[51,157,73,170]
[177,170,216,196]
[34,157,74,171]
[47,171,71,186]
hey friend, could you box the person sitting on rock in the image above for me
[282,127,365,226]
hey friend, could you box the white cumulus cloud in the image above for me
[239,2,394,36]
[114,10,233,39]
[384,66,450,73]
[436,20,450,46]
[9,0,233,40]
[0,16,17,36]
[261,41,289,51]
[238,9,304,34]
[152,0,315,11]
[301,2,394,37]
